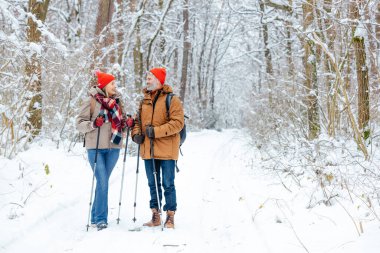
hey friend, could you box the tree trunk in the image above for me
[376,3,380,68]
[259,1,274,105]
[351,0,370,136]
[196,5,211,109]
[323,0,337,137]
[202,2,224,110]
[94,0,114,66]
[159,0,166,65]
[145,0,174,69]
[130,0,144,88]
[303,0,320,140]
[210,46,219,110]
[116,0,124,66]
[67,0,82,44]
[286,22,295,83]
[364,3,379,95]
[25,0,50,138]
[180,0,190,103]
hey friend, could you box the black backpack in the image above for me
[166,93,187,172]
[165,93,187,147]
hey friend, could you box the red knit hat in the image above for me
[95,71,115,89]
[149,68,166,84]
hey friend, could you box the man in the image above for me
[132,67,184,229]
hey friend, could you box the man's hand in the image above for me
[132,134,145,144]
[145,126,155,139]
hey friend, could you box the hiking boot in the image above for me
[164,210,175,229]
[143,208,161,227]
[97,222,107,231]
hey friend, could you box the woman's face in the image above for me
[105,81,117,96]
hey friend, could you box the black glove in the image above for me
[133,134,145,144]
[146,126,155,139]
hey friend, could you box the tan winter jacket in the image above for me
[76,86,126,149]
[132,84,184,160]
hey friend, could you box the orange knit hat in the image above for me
[96,71,115,89]
[149,68,166,84]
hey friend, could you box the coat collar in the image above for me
[162,84,173,93]
[143,84,173,99]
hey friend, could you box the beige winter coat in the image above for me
[76,86,126,149]
[131,84,184,160]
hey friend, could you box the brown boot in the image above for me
[164,210,175,228]
[143,208,161,227]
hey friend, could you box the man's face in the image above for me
[146,73,161,91]
[146,74,155,86]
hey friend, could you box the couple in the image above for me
[76,68,184,231]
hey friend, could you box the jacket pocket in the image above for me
[154,136,172,159]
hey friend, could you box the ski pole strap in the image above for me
[150,138,154,159]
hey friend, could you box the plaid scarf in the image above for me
[93,93,125,145]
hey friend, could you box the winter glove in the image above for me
[93,115,104,128]
[145,126,155,139]
[132,134,145,144]
[126,115,134,128]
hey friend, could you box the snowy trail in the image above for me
[2,130,378,253]
[1,130,269,253]
[179,130,270,252]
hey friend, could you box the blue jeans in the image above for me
[87,148,120,224]
[144,159,177,211]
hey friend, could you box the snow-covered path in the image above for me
[1,130,379,253]
[1,130,267,253]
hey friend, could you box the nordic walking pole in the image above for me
[150,137,164,231]
[116,124,131,224]
[132,144,140,222]
[86,127,101,231]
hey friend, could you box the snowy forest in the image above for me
[1,0,380,252]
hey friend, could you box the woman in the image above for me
[76,70,132,230]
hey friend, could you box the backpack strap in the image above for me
[165,93,181,173]
[165,92,174,120]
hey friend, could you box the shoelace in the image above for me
[153,212,160,222]
[165,214,174,224]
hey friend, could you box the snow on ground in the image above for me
[1,129,379,253]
